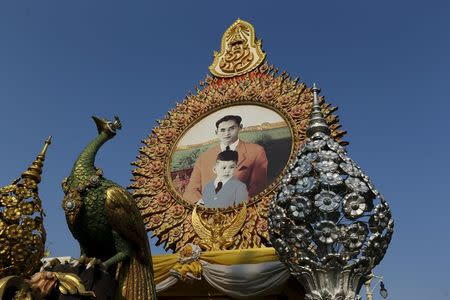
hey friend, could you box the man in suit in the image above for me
[183,115,268,205]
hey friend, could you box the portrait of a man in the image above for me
[170,105,292,209]
[183,115,268,206]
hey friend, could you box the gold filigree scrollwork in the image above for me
[209,19,265,77]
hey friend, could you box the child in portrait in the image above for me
[198,150,248,208]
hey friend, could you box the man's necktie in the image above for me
[215,181,223,194]
[225,145,230,150]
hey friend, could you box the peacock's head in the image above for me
[92,115,122,137]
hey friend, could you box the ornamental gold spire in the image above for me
[22,136,52,184]
[0,137,51,278]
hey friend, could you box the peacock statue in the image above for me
[61,116,156,299]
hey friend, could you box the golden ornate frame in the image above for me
[130,63,346,251]
[130,20,346,252]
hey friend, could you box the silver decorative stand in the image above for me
[268,84,394,300]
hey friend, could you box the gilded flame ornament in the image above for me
[209,19,265,77]
[0,137,51,278]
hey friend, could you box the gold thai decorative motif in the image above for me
[53,272,96,297]
[209,19,265,77]
[170,243,202,281]
[130,21,346,252]
[0,275,33,300]
[192,203,247,251]
[0,137,51,279]
[0,272,95,300]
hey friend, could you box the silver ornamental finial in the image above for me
[306,83,331,137]
[268,84,394,300]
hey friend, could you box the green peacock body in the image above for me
[62,116,156,299]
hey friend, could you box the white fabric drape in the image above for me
[155,276,179,293]
[202,260,290,299]
[155,260,290,299]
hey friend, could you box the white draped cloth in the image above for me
[156,260,290,299]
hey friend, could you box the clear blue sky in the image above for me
[1,1,449,299]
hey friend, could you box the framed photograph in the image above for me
[170,105,292,209]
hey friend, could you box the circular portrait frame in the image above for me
[130,63,346,251]
[168,103,295,210]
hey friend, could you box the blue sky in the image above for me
[0,1,449,299]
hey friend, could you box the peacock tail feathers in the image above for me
[115,257,157,300]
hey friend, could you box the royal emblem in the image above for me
[209,19,265,77]
[191,203,247,251]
